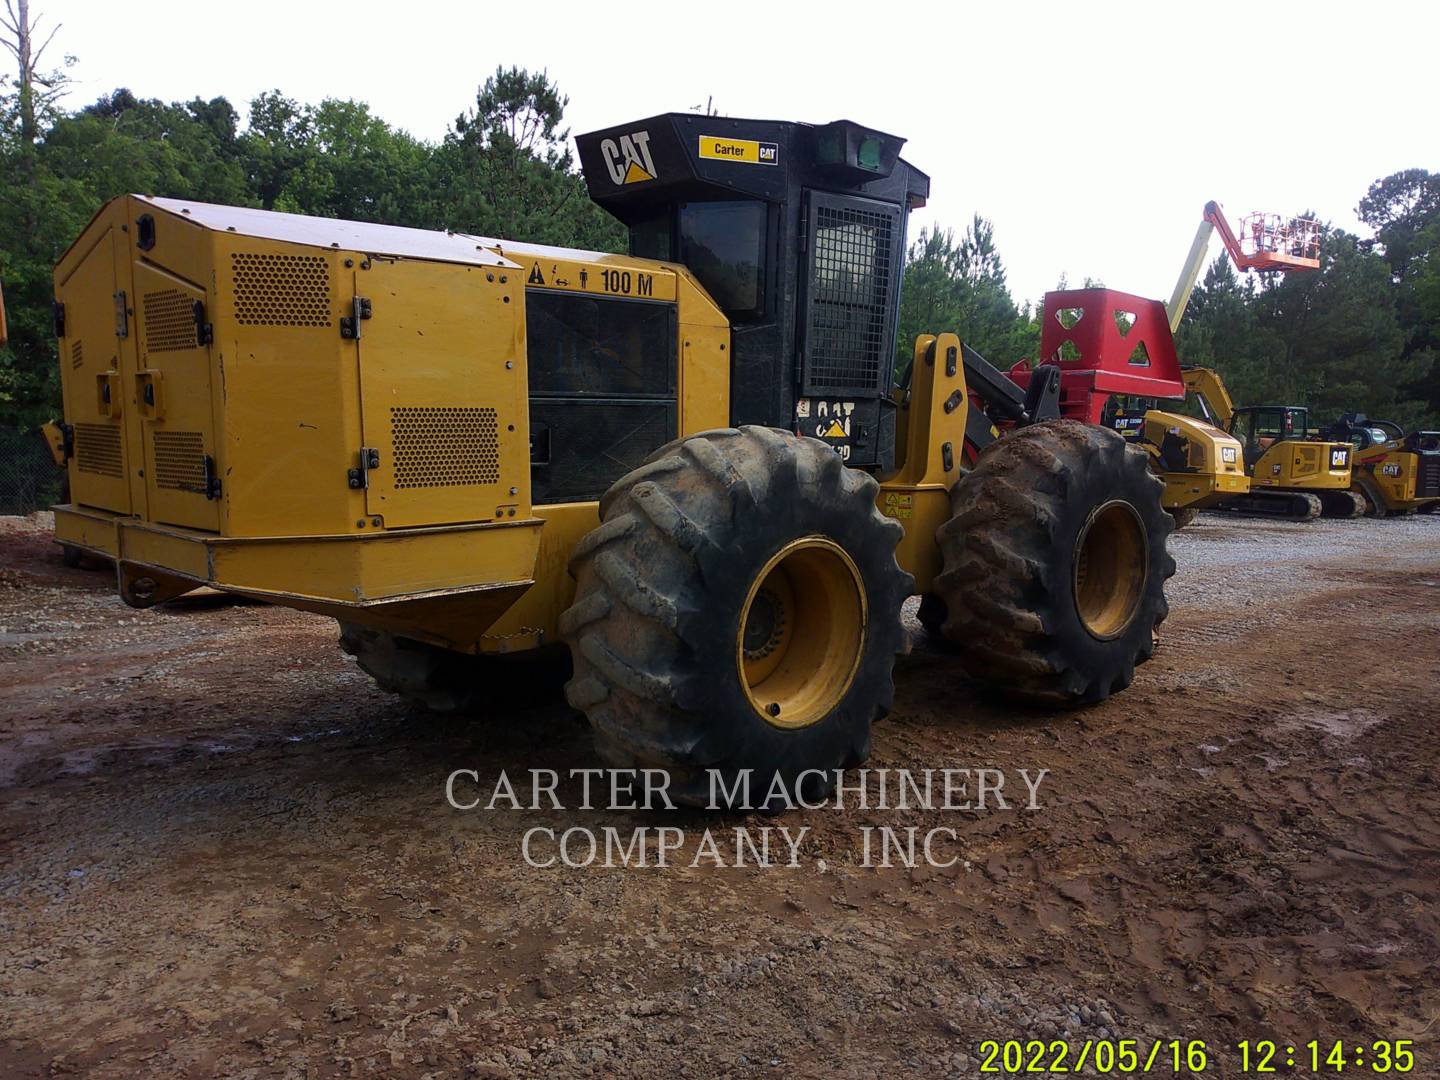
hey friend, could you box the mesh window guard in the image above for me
[801,193,903,397]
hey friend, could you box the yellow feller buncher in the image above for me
[46,115,1174,804]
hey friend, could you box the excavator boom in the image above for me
[1181,367,1235,428]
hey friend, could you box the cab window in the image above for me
[1253,408,1291,446]
[628,211,672,263]
[678,201,766,318]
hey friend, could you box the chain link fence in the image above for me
[0,428,65,516]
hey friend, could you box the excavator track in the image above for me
[1216,491,1323,521]
[1318,489,1367,518]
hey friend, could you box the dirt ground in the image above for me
[1,511,1437,1078]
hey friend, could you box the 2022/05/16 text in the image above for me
[976,1038,1417,1073]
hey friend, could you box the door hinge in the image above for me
[202,455,221,500]
[192,300,214,346]
[114,290,129,338]
[52,301,66,338]
[340,296,373,339]
[347,447,380,489]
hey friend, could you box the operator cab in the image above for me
[1229,405,1308,467]
[1320,414,1404,451]
[577,114,930,470]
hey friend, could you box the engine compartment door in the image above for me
[355,258,531,528]
[132,261,221,531]
[56,225,132,515]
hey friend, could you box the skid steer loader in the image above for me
[1319,414,1440,516]
[46,114,1173,805]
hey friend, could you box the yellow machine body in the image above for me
[1105,396,1248,512]
[1352,441,1440,513]
[1249,439,1353,493]
[50,195,970,653]
[1181,367,1352,494]
[1138,410,1248,510]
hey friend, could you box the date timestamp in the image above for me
[976,1038,1416,1074]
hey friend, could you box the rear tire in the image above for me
[339,623,569,713]
[561,427,910,808]
[933,419,1174,706]
[1169,506,1199,530]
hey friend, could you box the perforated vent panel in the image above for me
[390,407,500,488]
[802,194,903,396]
[154,431,207,491]
[231,252,331,326]
[1418,455,1440,499]
[70,340,84,369]
[142,289,198,352]
[75,423,122,477]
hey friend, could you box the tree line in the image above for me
[900,183,1440,432]
[1,7,1435,434]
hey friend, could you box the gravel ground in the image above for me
[0,510,1437,1078]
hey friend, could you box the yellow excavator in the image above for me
[1181,367,1362,519]
[1319,414,1440,516]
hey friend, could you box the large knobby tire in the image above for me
[560,426,911,807]
[339,623,570,713]
[1168,506,1200,531]
[933,419,1174,706]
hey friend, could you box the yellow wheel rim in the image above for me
[1072,500,1148,640]
[738,537,866,730]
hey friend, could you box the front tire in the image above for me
[561,427,910,807]
[933,420,1174,706]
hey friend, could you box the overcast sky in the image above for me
[38,0,1439,305]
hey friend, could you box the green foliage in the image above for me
[0,65,625,429]
[1,44,1435,441]
[895,217,1039,378]
[434,67,624,249]
[1357,168,1440,416]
